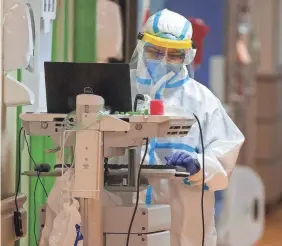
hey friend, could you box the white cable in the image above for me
[60,129,76,176]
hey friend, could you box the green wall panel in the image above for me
[28,3,61,243]
[28,13,59,245]
[74,0,97,62]
[29,136,56,246]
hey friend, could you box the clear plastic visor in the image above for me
[130,40,195,70]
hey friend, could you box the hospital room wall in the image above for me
[16,1,97,246]
[225,0,282,206]
[252,0,282,207]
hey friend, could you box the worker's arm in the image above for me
[188,99,245,191]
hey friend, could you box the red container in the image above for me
[150,100,164,115]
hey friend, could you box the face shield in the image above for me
[130,32,197,85]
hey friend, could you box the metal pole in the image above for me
[75,127,104,246]
[128,148,136,187]
[80,192,103,246]
[79,198,88,245]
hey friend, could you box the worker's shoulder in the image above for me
[185,78,221,104]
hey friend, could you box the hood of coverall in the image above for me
[129,9,197,99]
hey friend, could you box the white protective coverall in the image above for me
[125,9,245,246]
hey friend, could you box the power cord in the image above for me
[23,132,49,245]
[15,127,24,212]
[34,171,40,246]
[14,127,25,237]
[23,131,48,196]
[126,138,149,246]
[193,114,205,246]
[125,116,205,246]
[14,127,48,244]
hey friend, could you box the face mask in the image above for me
[167,63,182,75]
[146,59,182,83]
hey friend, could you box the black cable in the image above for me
[23,131,48,197]
[23,131,48,244]
[15,127,24,211]
[104,157,109,185]
[34,171,40,246]
[15,127,48,244]
[193,114,205,246]
[126,138,149,246]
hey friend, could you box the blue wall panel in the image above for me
[165,0,225,88]
[150,0,168,14]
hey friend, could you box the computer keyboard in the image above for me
[106,164,176,170]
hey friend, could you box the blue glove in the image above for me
[165,151,201,175]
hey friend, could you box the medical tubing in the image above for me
[126,138,149,246]
[61,108,110,133]
[193,114,205,246]
[77,108,111,131]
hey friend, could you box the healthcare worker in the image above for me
[129,9,245,245]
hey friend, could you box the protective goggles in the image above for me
[143,45,186,64]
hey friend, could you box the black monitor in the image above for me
[44,62,132,114]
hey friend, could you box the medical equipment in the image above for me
[21,93,194,246]
[19,61,194,245]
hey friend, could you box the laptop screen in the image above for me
[44,62,132,114]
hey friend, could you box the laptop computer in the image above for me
[44,62,132,114]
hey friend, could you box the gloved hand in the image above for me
[165,151,201,175]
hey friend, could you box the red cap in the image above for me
[150,100,164,115]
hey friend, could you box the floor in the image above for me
[256,206,282,246]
